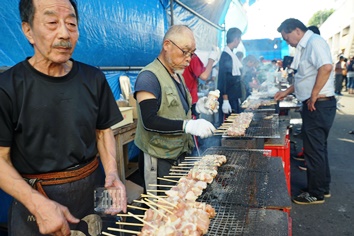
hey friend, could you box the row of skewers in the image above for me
[102,154,227,236]
[215,112,254,137]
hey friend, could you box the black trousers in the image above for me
[335,74,343,93]
[301,98,336,197]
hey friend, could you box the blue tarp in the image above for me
[243,38,289,61]
[0,0,168,67]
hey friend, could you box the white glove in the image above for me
[184,119,216,139]
[222,100,232,114]
[195,97,213,115]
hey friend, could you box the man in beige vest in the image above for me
[134,25,216,192]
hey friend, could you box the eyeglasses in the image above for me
[169,40,195,58]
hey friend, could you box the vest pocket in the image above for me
[165,87,178,107]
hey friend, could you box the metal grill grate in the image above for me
[200,147,291,235]
[198,148,290,208]
[223,112,280,138]
[207,205,289,236]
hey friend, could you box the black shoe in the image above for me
[293,155,305,161]
[300,188,331,198]
[293,192,325,205]
[298,165,307,171]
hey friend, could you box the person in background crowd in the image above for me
[183,49,219,119]
[0,0,127,235]
[342,57,348,92]
[134,25,216,193]
[270,59,278,71]
[276,60,283,72]
[241,55,260,100]
[308,25,320,35]
[217,27,243,126]
[275,18,336,205]
[347,56,354,94]
[236,51,244,63]
[335,55,345,95]
[259,55,266,64]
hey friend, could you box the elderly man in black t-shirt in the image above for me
[0,0,126,235]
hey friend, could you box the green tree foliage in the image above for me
[308,9,335,27]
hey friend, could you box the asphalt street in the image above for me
[289,91,354,236]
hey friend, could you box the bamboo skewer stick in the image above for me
[163,175,183,178]
[157,177,178,183]
[146,189,167,192]
[115,221,144,226]
[167,173,186,176]
[143,197,174,209]
[117,213,144,217]
[214,130,226,133]
[168,169,189,172]
[145,192,177,208]
[107,227,141,235]
[148,184,173,188]
[127,204,148,211]
[127,212,158,230]
[102,231,118,236]
[170,166,190,169]
[184,156,202,159]
[144,198,174,214]
[143,202,168,219]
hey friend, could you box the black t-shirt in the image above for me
[0,59,122,174]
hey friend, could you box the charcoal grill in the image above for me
[199,147,291,209]
[200,147,290,235]
[120,147,290,236]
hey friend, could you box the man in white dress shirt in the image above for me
[274,18,336,205]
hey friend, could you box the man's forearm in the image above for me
[96,129,119,176]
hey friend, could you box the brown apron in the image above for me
[8,157,117,236]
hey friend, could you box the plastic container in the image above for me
[94,187,124,214]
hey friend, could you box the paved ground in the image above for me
[289,92,354,236]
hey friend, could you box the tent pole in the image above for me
[170,0,174,25]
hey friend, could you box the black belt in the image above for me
[303,96,335,103]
